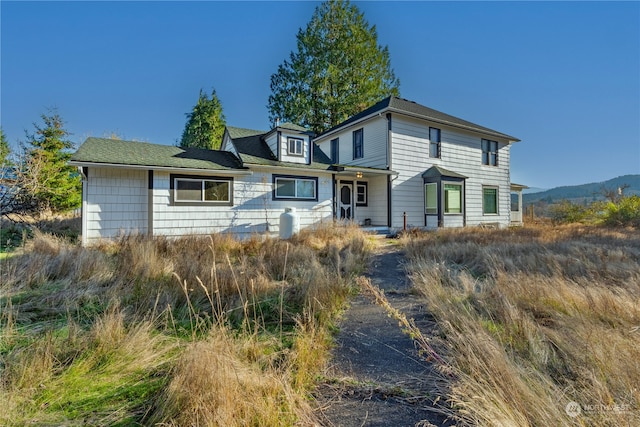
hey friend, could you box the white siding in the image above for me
[221,133,238,156]
[277,131,311,164]
[352,176,388,226]
[390,114,512,229]
[152,169,333,238]
[316,116,388,168]
[265,132,278,158]
[84,167,147,243]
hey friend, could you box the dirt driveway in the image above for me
[314,240,453,427]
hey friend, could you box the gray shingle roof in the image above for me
[71,137,244,170]
[318,96,520,142]
[229,130,333,170]
[226,126,265,139]
[422,165,468,179]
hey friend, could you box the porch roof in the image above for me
[421,165,467,179]
[332,164,398,177]
[510,182,529,191]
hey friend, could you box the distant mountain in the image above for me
[522,187,547,194]
[523,175,640,205]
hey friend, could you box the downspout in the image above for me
[79,167,88,246]
[386,113,392,227]
[332,173,336,220]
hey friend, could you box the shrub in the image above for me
[549,200,589,224]
[601,195,640,227]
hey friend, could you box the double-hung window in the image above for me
[444,183,463,214]
[173,175,233,205]
[273,175,317,201]
[425,183,438,214]
[356,182,368,206]
[287,137,304,156]
[429,127,441,158]
[483,187,498,215]
[482,139,498,166]
[353,128,363,159]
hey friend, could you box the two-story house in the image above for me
[70,96,521,245]
[314,96,521,230]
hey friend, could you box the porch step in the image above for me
[361,226,391,236]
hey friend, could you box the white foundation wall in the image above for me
[152,169,333,238]
[83,167,148,243]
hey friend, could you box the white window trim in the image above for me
[287,137,304,156]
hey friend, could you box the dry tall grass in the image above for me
[403,224,640,426]
[0,222,372,426]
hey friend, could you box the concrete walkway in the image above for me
[314,241,452,427]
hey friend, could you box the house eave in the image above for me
[314,111,384,142]
[332,165,398,176]
[386,107,520,143]
[69,161,253,176]
[315,106,520,144]
[242,163,333,175]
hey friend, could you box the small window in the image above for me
[287,137,304,156]
[330,138,339,163]
[425,182,437,214]
[353,128,363,159]
[511,193,520,212]
[273,175,317,200]
[429,127,441,158]
[482,139,498,166]
[483,187,498,215]
[173,176,232,205]
[356,182,368,206]
[444,183,462,214]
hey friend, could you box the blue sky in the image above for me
[2,1,638,189]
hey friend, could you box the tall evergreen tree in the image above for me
[268,0,400,134]
[22,112,81,212]
[0,128,10,166]
[179,89,226,150]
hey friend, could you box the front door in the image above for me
[339,182,353,220]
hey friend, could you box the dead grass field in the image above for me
[0,223,372,426]
[403,224,640,426]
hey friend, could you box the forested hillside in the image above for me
[524,174,640,204]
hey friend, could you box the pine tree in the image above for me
[268,0,400,134]
[179,89,226,150]
[0,128,10,166]
[22,112,81,212]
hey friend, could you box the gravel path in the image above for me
[314,240,453,427]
